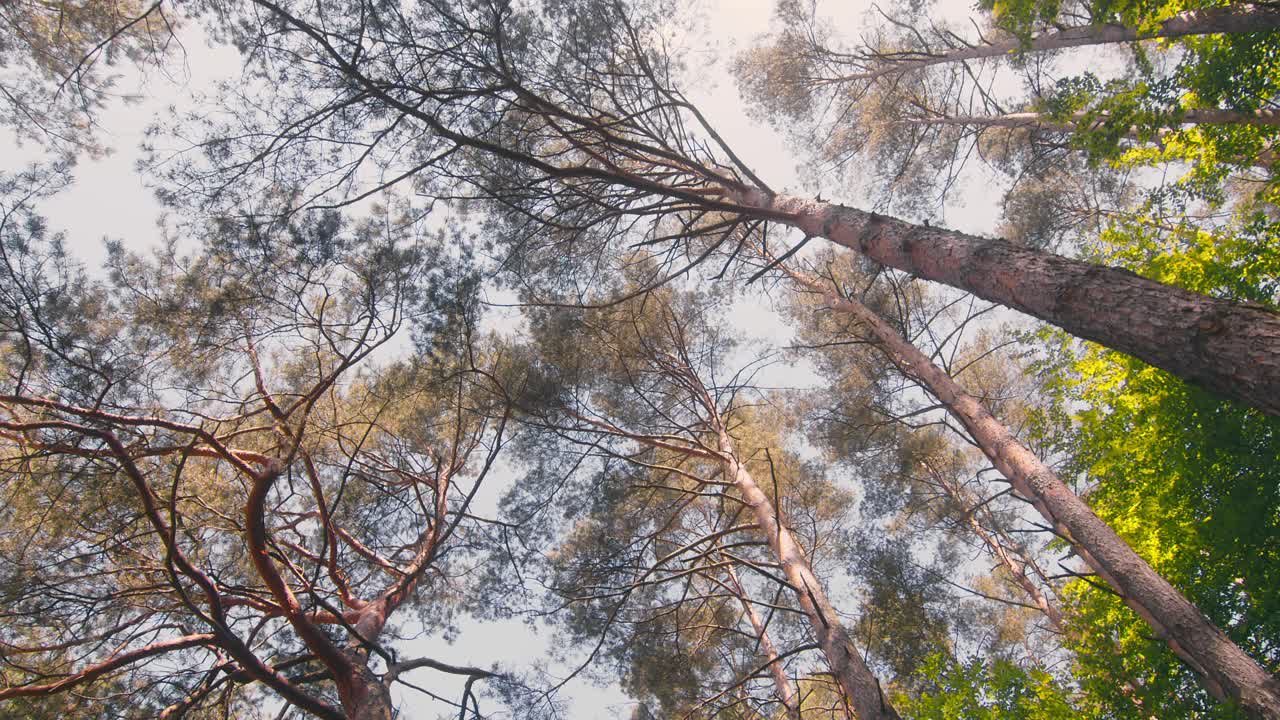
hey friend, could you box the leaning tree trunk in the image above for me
[716,429,900,720]
[785,269,1280,719]
[833,4,1280,83]
[250,0,1280,415]
[729,188,1280,417]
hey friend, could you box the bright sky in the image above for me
[0,0,1015,717]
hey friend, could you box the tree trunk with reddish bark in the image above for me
[731,189,1280,417]
[343,663,394,720]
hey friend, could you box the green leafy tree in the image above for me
[896,653,1079,720]
[1032,213,1280,718]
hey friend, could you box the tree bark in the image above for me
[788,270,1280,720]
[345,664,395,720]
[730,189,1280,417]
[717,429,900,720]
[833,4,1280,83]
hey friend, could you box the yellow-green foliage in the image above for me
[1035,216,1280,718]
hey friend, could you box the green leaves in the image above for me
[979,0,1063,45]
[1030,210,1280,717]
[1094,218,1280,304]
[896,654,1078,720]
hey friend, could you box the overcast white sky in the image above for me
[0,0,1016,717]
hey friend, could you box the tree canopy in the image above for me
[1,0,1278,718]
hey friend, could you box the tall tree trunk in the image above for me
[716,429,901,720]
[729,188,1280,417]
[833,4,1280,83]
[783,268,1280,719]
[723,562,803,720]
